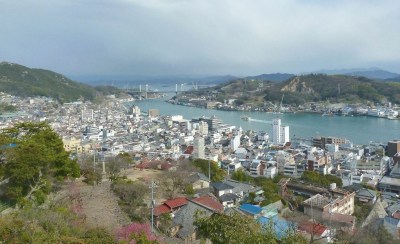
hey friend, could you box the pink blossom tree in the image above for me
[117,222,158,244]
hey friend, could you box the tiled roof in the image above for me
[192,196,224,212]
[219,193,239,202]
[298,221,327,236]
[211,182,234,191]
[183,145,194,154]
[154,205,170,217]
[164,197,188,209]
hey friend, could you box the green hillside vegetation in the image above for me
[0,62,106,102]
[209,74,400,106]
[267,74,400,105]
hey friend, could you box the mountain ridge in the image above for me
[0,62,100,102]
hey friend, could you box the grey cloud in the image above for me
[0,0,399,77]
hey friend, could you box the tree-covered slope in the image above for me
[0,62,97,102]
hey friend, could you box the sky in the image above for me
[1,0,400,78]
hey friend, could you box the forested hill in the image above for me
[213,74,400,106]
[0,62,100,102]
[272,74,400,104]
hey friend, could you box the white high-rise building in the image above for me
[230,134,241,151]
[272,119,290,144]
[281,125,290,144]
[193,136,205,159]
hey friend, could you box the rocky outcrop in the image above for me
[281,76,315,94]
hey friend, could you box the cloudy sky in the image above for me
[1,0,400,77]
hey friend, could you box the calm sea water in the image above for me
[132,98,400,145]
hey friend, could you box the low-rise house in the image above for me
[188,172,210,190]
[356,188,377,204]
[297,221,331,243]
[171,196,223,242]
[153,197,188,227]
[249,159,262,176]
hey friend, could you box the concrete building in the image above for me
[198,121,208,136]
[303,192,355,217]
[192,136,205,159]
[148,109,160,117]
[272,118,290,145]
[313,136,346,149]
[378,176,400,194]
[230,134,241,151]
[388,140,400,157]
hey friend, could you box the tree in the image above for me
[192,159,226,182]
[112,179,149,221]
[0,204,116,243]
[158,171,186,199]
[1,122,79,205]
[116,222,158,244]
[301,171,342,188]
[194,212,307,244]
[231,169,253,183]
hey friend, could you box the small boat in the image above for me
[241,116,250,121]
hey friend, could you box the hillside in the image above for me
[274,74,400,104]
[0,62,98,102]
[207,74,400,106]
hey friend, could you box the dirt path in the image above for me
[79,181,131,233]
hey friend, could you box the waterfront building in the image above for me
[148,108,160,117]
[192,116,222,132]
[130,105,140,116]
[313,136,346,149]
[272,118,290,145]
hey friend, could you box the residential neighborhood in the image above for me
[1,91,400,243]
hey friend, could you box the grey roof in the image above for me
[379,176,400,187]
[173,200,215,238]
[219,193,239,202]
[211,182,234,191]
[356,188,377,199]
[188,172,209,183]
[223,179,255,194]
[386,202,400,216]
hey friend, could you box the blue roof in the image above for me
[258,215,293,239]
[239,204,262,215]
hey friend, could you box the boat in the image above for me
[241,116,250,121]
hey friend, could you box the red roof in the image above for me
[183,146,194,155]
[154,205,171,217]
[297,221,327,236]
[192,196,224,212]
[164,197,188,209]
[392,211,400,220]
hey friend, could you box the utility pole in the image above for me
[150,180,158,234]
[93,148,96,173]
[208,159,211,182]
